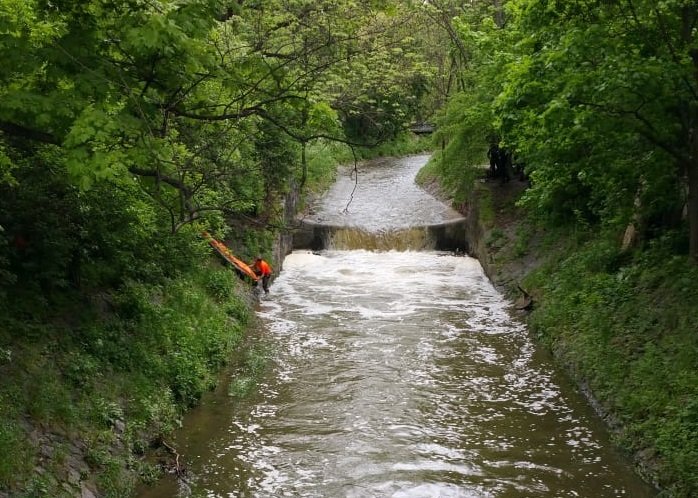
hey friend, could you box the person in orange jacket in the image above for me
[251,256,272,294]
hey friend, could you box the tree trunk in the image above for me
[300,141,308,191]
[686,29,698,262]
[689,47,698,262]
[492,0,505,28]
[688,132,698,263]
[621,186,642,252]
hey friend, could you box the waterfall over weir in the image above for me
[327,227,435,252]
[294,220,468,252]
[293,154,468,252]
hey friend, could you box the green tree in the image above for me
[0,0,439,293]
[499,0,698,260]
[425,0,514,202]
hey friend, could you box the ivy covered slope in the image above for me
[0,0,435,496]
[424,1,698,496]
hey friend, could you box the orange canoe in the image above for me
[202,232,259,281]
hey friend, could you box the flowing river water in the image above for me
[137,155,655,497]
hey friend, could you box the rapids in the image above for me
[136,155,654,497]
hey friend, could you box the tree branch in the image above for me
[570,98,687,162]
[0,121,60,145]
[129,166,193,196]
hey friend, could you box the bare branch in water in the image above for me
[343,146,359,214]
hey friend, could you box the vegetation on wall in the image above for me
[522,232,698,496]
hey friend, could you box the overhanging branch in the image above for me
[0,121,60,145]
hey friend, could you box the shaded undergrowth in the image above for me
[0,259,252,497]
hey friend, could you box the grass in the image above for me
[0,418,33,486]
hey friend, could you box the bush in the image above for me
[0,243,253,495]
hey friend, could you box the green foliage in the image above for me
[0,0,442,495]
[133,386,180,439]
[498,0,697,251]
[96,457,136,498]
[512,224,531,257]
[26,368,76,425]
[108,271,247,407]
[426,4,511,203]
[202,266,238,302]
[304,140,353,193]
[6,0,696,495]
[429,131,484,205]
[426,4,698,489]
[0,0,434,240]
[489,8,698,489]
[0,255,250,494]
[359,132,431,159]
[486,227,506,251]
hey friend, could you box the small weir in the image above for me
[137,155,655,497]
[327,226,435,252]
[293,221,467,252]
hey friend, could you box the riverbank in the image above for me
[419,170,698,497]
[6,142,691,497]
[0,249,259,498]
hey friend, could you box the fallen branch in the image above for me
[161,439,186,478]
[515,284,533,311]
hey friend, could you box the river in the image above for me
[136,154,655,497]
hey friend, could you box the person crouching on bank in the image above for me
[251,256,272,294]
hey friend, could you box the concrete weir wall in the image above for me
[292,218,469,252]
[427,218,470,253]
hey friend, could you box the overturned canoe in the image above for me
[202,232,259,281]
